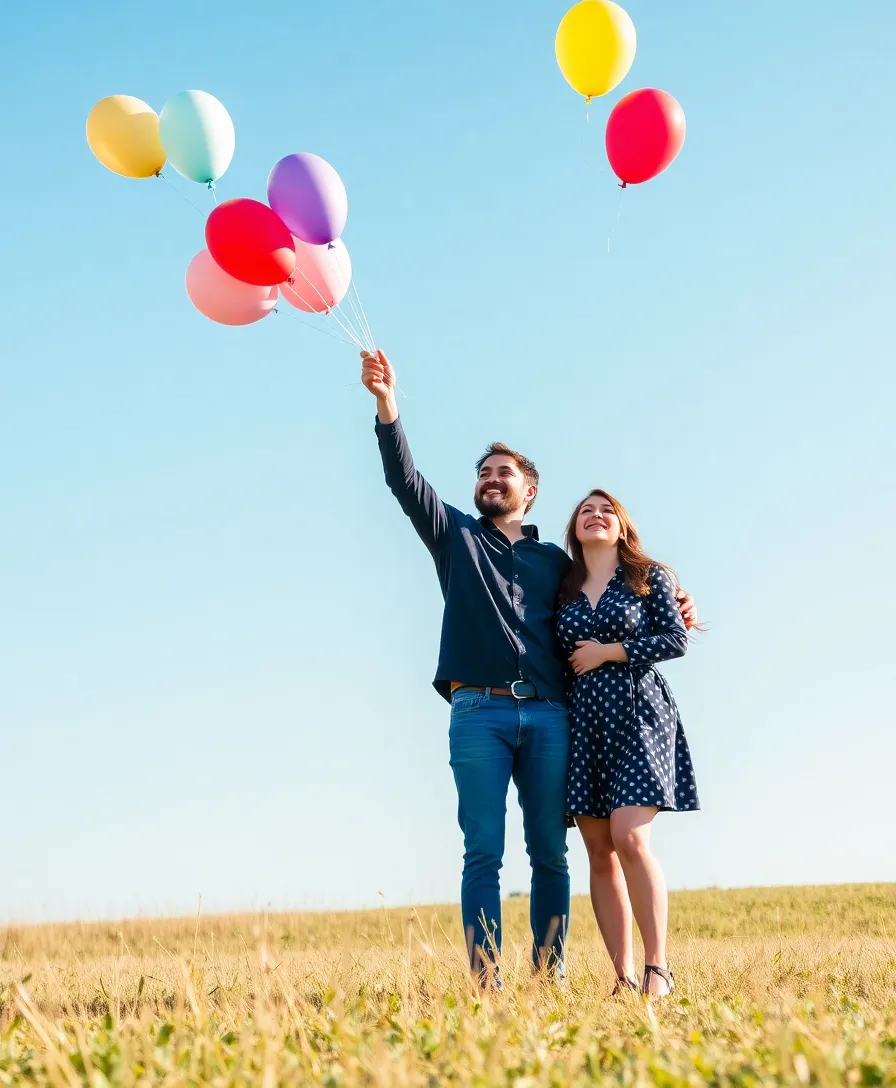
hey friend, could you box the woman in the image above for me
[557,490,699,998]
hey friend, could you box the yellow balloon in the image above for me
[555,0,637,102]
[86,95,166,179]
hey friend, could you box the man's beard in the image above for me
[475,486,519,518]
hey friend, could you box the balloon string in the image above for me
[332,301,371,351]
[329,248,373,349]
[345,288,374,353]
[606,186,625,254]
[208,181,219,205]
[289,271,366,348]
[580,105,597,171]
[343,275,388,388]
[323,304,365,348]
[336,254,371,349]
[157,172,209,219]
[347,279,377,352]
[286,255,369,349]
[273,305,361,348]
[328,311,365,349]
[286,263,339,315]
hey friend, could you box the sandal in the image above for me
[611,975,639,996]
[642,963,675,999]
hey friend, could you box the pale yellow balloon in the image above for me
[555,0,637,102]
[86,95,166,179]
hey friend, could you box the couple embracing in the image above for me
[361,350,700,999]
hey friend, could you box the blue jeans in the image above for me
[448,689,570,971]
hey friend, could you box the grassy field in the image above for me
[2,884,894,1085]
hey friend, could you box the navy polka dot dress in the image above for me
[557,565,699,821]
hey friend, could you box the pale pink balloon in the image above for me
[279,237,352,313]
[185,249,278,326]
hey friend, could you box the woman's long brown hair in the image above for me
[558,489,675,603]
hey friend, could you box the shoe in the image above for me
[642,964,675,999]
[611,975,639,996]
[551,959,568,987]
[531,948,567,986]
[477,964,503,992]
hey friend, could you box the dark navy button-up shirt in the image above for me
[375,417,571,702]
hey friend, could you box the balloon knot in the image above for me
[327,243,335,250]
[618,181,627,189]
[585,95,592,105]
[207,180,216,191]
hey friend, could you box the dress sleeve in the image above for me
[622,566,688,666]
[375,416,452,555]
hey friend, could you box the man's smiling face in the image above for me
[474,455,536,519]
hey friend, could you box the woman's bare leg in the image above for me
[576,815,635,981]
[609,806,671,996]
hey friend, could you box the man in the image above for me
[361,349,694,982]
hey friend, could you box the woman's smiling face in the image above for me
[575,494,622,547]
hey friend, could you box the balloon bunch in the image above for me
[86,91,373,347]
[555,0,686,187]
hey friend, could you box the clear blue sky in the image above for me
[2,0,893,923]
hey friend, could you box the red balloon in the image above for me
[205,198,296,286]
[605,89,686,187]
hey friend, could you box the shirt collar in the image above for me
[479,517,540,541]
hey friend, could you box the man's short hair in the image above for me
[475,442,539,511]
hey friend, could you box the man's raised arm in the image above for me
[361,350,450,554]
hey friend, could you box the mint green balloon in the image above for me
[159,90,235,185]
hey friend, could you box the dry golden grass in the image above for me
[2,884,895,1085]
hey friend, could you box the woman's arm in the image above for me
[622,566,689,666]
[569,567,688,675]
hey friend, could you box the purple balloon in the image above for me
[266,153,348,246]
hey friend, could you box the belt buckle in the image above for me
[510,680,534,700]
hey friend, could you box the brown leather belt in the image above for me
[451,684,514,696]
[450,681,539,699]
